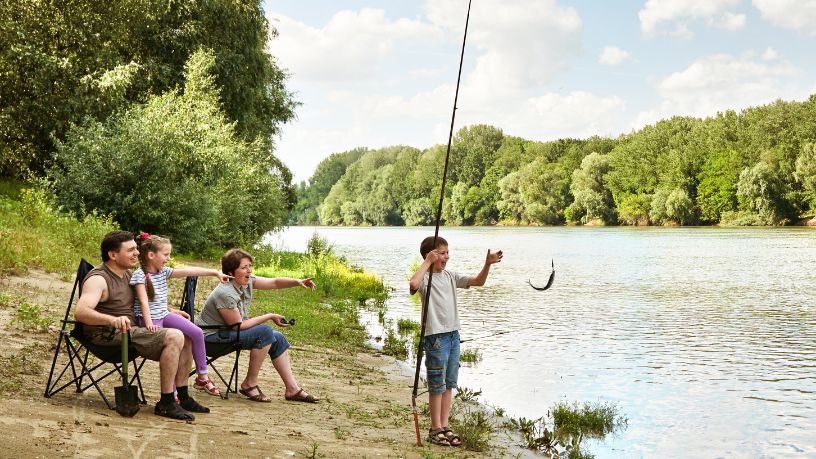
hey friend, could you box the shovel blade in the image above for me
[115,385,141,417]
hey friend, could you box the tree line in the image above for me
[0,0,298,252]
[291,95,816,227]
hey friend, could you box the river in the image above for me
[267,226,816,458]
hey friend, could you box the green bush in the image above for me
[47,49,289,253]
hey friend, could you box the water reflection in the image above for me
[268,226,816,458]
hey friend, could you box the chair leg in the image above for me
[44,331,67,398]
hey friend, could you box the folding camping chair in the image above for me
[180,276,242,399]
[44,259,148,409]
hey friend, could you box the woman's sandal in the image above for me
[285,388,318,403]
[238,384,272,403]
[428,428,451,446]
[442,427,462,447]
[193,376,221,396]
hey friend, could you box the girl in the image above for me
[131,232,231,396]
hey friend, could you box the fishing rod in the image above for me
[411,0,472,448]
[459,330,511,343]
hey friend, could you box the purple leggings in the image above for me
[137,313,208,375]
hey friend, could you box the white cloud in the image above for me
[599,46,633,66]
[633,51,801,127]
[761,47,779,60]
[638,0,745,37]
[267,9,441,82]
[753,0,816,36]
[515,91,627,138]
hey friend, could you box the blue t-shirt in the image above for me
[130,266,174,320]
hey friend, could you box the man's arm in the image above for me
[468,249,503,287]
[252,276,315,290]
[74,276,131,331]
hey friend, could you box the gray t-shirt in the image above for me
[417,270,470,336]
[195,277,254,336]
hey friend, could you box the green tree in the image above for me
[794,142,816,210]
[650,188,693,225]
[696,149,741,223]
[567,153,615,224]
[736,162,786,225]
[519,161,569,225]
[47,49,287,252]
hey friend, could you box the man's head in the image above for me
[222,248,253,286]
[420,236,449,271]
[100,231,138,269]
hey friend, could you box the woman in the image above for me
[195,248,318,403]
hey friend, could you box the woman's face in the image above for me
[233,257,252,286]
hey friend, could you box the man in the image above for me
[75,230,209,420]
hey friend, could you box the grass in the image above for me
[10,302,53,332]
[0,181,117,277]
[459,348,482,363]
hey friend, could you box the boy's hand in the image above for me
[485,249,503,265]
[425,250,440,264]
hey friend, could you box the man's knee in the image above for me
[164,328,184,348]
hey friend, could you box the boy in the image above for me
[409,235,503,446]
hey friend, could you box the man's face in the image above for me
[233,257,253,286]
[109,240,139,269]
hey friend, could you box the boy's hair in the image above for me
[101,231,135,262]
[420,236,448,258]
[136,233,171,301]
[221,248,253,276]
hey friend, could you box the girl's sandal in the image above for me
[442,427,462,447]
[428,428,451,446]
[194,376,221,396]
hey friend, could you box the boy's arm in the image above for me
[409,251,438,294]
[171,267,233,283]
[468,249,503,287]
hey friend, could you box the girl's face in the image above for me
[233,257,253,286]
[148,243,172,270]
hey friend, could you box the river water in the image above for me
[267,226,816,458]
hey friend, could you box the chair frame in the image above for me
[44,259,148,409]
[180,276,242,399]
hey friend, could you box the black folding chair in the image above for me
[44,259,147,409]
[181,276,242,399]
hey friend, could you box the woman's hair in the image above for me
[101,231,135,262]
[136,232,171,301]
[420,236,448,258]
[221,248,253,276]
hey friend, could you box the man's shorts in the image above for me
[423,330,460,395]
[84,326,167,361]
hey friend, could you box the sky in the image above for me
[263,0,816,182]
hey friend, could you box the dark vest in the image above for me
[82,263,134,333]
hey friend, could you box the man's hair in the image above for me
[101,231,135,262]
[420,236,448,258]
[221,248,253,276]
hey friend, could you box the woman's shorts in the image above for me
[205,324,290,360]
[423,330,460,395]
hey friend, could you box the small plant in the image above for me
[397,318,420,335]
[0,292,16,308]
[11,302,52,332]
[334,428,349,440]
[382,326,408,360]
[304,441,322,459]
[459,348,482,363]
[306,232,333,257]
[455,387,482,403]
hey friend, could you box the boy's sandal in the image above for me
[428,428,451,446]
[442,427,462,447]
[194,376,221,396]
[285,388,318,403]
[239,384,272,403]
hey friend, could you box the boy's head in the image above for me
[420,236,449,271]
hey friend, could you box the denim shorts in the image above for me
[423,330,460,395]
[204,324,290,360]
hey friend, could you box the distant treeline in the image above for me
[0,1,298,252]
[291,96,816,227]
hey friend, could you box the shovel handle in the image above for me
[121,331,128,385]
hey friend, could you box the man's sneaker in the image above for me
[154,401,194,420]
[179,396,210,413]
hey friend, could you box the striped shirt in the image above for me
[130,266,174,320]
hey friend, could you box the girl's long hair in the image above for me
[136,233,171,301]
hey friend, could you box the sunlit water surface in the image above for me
[267,226,816,458]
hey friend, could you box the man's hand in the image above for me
[109,315,132,332]
[486,249,503,265]
[298,277,316,289]
[172,309,191,320]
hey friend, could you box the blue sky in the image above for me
[263,0,816,181]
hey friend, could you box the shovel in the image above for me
[115,332,140,417]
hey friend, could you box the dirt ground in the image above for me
[0,270,518,458]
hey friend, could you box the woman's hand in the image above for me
[170,308,191,320]
[268,313,289,327]
[298,277,316,289]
